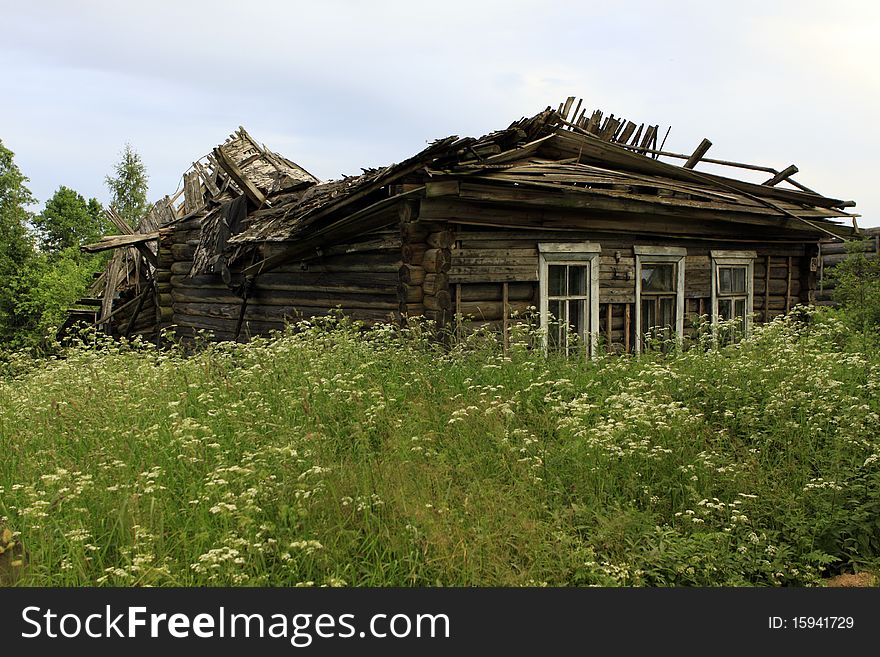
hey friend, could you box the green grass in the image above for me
[1,310,879,586]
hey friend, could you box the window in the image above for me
[538,243,601,356]
[634,246,686,353]
[711,250,755,342]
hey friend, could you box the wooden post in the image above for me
[605,303,612,349]
[502,282,509,354]
[764,255,771,322]
[455,283,462,341]
[785,256,793,313]
[624,303,631,354]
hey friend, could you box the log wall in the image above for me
[450,224,815,353]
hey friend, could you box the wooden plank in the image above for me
[455,283,462,340]
[762,165,799,187]
[82,232,160,253]
[193,160,220,197]
[605,303,612,347]
[764,255,771,322]
[425,181,460,198]
[502,282,509,354]
[183,171,204,215]
[785,256,792,313]
[213,145,268,208]
[105,207,135,234]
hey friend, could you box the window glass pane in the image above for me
[719,267,732,294]
[548,299,564,350]
[641,263,675,292]
[732,267,747,293]
[568,299,586,340]
[568,265,587,296]
[735,298,746,319]
[659,297,675,329]
[641,299,656,335]
[549,265,566,297]
[718,298,732,321]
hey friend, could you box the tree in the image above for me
[0,138,39,344]
[33,185,110,254]
[831,238,880,348]
[105,143,149,228]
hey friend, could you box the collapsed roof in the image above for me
[82,98,858,325]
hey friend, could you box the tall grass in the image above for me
[1,309,878,586]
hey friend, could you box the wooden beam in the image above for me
[502,282,509,354]
[213,146,269,208]
[605,303,612,348]
[785,256,793,313]
[105,208,134,235]
[683,138,713,169]
[762,165,799,187]
[624,304,631,354]
[764,255,771,322]
[81,232,160,253]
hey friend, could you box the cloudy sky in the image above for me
[2,0,878,227]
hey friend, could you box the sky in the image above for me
[1,0,878,228]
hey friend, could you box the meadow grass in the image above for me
[0,309,878,586]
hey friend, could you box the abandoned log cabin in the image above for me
[72,98,858,354]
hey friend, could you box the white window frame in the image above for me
[634,246,686,354]
[538,242,601,357]
[710,250,756,339]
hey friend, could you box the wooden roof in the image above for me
[225,102,856,256]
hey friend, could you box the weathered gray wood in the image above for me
[683,138,712,169]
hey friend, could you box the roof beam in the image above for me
[762,164,799,186]
[684,138,713,169]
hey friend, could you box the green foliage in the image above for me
[1,309,878,586]
[105,143,149,228]
[33,186,109,254]
[0,139,39,345]
[831,238,880,343]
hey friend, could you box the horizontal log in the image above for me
[753,264,798,279]
[755,278,801,296]
[169,229,203,244]
[457,300,533,321]
[172,286,397,306]
[275,261,400,274]
[599,290,636,303]
[449,266,537,282]
[753,297,788,311]
[171,261,196,275]
[458,283,535,302]
[171,244,196,260]
[820,241,874,255]
[821,252,878,266]
[452,256,538,267]
[454,248,539,259]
